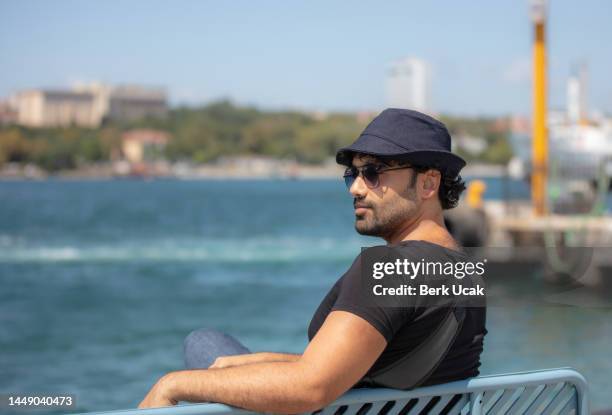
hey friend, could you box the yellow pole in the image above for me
[532,19,548,216]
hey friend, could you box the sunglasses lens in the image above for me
[343,166,381,189]
[362,166,380,187]
[343,167,357,189]
[344,175,355,189]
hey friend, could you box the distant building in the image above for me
[566,64,588,124]
[386,58,430,113]
[455,134,487,155]
[0,101,18,125]
[121,129,169,164]
[9,83,167,128]
[75,83,167,123]
[492,116,530,134]
[10,90,97,127]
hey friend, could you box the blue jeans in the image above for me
[183,328,251,369]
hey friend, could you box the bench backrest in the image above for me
[74,368,588,415]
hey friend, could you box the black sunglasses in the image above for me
[343,163,413,189]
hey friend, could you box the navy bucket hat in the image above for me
[336,108,466,178]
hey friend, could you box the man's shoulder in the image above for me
[394,240,468,259]
[356,240,467,262]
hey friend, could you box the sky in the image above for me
[0,0,611,116]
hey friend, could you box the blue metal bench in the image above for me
[76,368,588,415]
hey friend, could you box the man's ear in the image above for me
[424,177,435,190]
[422,171,440,197]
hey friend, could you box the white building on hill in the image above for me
[9,83,167,128]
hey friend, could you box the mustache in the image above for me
[353,199,373,209]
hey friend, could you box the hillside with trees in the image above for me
[0,101,513,172]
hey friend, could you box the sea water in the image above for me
[1,178,610,412]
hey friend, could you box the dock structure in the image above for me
[445,192,612,294]
[483,200,612,247]
[473,200,612,292]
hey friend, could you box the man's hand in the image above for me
[138,353,302,409]
[136,311,387,413]
[138,374,179,409]
[209,355,242,369]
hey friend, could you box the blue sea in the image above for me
[1,178,611,413]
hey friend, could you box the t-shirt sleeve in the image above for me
[331,252,414,342]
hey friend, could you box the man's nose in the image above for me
[349,174,368,198]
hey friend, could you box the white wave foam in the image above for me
[0,236,368,263]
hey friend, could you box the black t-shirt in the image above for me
[307,240,487,387]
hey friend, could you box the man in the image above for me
[139,108,487,412]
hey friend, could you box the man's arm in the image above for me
[209,352,300,369]
[138,310,387,413]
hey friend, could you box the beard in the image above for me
[354,188,418,238]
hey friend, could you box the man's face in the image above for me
[348,154,420,239]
